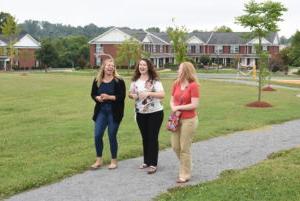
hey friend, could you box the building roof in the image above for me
[118,27,147,42]
[0,33,40,48]
[89,27,280,46]
[207,32,249,44]
[189,32,213,43]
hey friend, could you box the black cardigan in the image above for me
[91,78,126,123]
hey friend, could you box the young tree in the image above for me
[235,0,287,102]
[167,26,188,65]
[35,39,58,72]
[1,15,20,71]
[115,37,146,75]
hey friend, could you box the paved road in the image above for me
[6,119,300,201]
[210,79,300,91]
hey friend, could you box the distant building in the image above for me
[89,27,280,68]
[0,33,41,70]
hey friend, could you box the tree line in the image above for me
[0,10,298,70]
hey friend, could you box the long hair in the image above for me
[132,59,159,81]
[95,58,119,85]
[175,61,199,84]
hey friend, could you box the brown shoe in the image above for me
[147,166,157,174]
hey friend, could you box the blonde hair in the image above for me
[96,58,119,85]
[175,62,199,84]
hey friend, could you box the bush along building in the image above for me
[89,27,280,68]
[0,33,41,70]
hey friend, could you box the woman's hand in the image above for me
[100,93,116,101]
[171,105,180,113]
[138,91,149,100]
[128,93,138,100]
[96,95,103,102]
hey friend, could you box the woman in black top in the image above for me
[90,58,126,170]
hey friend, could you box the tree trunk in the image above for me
[257,37,262,102]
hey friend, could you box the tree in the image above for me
[167,26,188,65]
[199,55,210,66]
[1,15,20,71]
[288,31,300,67]
[35,39,58,72]
[235,0,287,102]
[115,37,146,75]
[280,47,290,74]
[0,12,13,34]
[146,27,160,33]
[214,25,233,32]
[279,36,290,44]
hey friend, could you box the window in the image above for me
[252,46,256,54]
[156,45,160,53]
[96,44,103,53]
[191,45,196,54]
[96,57,101,66]
[230,45,239,53]
[144,44,150,52]
[215,45,223,54]
[263,46,267,51]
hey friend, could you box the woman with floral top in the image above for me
[128,59,165,174]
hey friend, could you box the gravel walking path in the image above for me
[6,119,300,201]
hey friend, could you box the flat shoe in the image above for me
[147,166,157,174]
[108,163,118,170]
[90,164,101,170]
[176,178,189,183]
[139,163,148,169]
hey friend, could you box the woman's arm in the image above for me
[91,79,98,102]
[171,97,199,112]
[138,91,165,100]
[113,78,126,102]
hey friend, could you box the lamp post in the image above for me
[217,50,220,72]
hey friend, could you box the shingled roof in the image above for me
[90,27,279,45]
[118,27,147,42]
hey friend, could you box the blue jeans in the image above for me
[94,104,119,159]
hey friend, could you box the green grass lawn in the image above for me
[156,147,300,201]
[1,72,300,199]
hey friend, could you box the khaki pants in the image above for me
[171,116,198,180]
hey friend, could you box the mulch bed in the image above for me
[262,86,276,91]
[246,101,273,108]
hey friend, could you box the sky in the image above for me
[0,0,298,38]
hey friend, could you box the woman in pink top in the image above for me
[170,61,200,183]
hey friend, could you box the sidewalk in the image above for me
[6,119,300,201]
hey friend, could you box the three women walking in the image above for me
[90,59,200,183]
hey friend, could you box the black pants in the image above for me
[136,110,164,166]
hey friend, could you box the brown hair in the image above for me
[131,59,159,81]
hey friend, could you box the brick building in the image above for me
[0,34,41,70]
[89,27,280,68]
